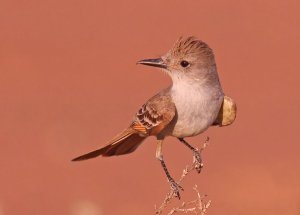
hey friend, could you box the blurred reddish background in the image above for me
[0,0,299,214]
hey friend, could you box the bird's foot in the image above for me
[178,138,204,173]
[169,178,184,199]
[193,149,204,173]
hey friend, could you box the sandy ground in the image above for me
[0,0,300,214]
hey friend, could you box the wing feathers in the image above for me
[133,93,175,135]
[72,93,176,161]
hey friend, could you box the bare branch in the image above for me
[155,137,211,215]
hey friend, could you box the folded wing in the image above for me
[72,93,176,161]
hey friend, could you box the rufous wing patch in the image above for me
[131,121,148,135]
[132,93,176,136]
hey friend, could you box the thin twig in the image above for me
[155,137,210,215]
[165,185,211,215]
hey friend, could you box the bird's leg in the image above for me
[178,138,203,173]
[156,139,183,199]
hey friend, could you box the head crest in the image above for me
[169,36,214,59]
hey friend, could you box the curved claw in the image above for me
[178,138,205,174]
[193,150,204,173]
[169,179,184,199]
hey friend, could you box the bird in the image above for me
[72,36,237,199]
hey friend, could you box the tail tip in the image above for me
[71,156,84,162]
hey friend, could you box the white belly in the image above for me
[170,86,223,138]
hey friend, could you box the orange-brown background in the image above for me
[0,0,299,214]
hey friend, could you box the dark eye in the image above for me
[180,60,189,68]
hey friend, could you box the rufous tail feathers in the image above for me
[72,128,146,161]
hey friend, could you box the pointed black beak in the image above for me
[137,58,167,69]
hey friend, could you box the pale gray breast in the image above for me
[170,86,223,138]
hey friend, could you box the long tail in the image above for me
[72,128,146,161]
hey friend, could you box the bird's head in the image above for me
[137,36,216,82]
